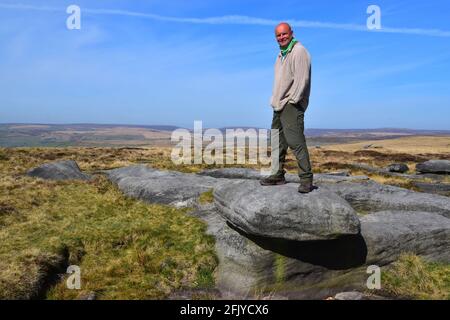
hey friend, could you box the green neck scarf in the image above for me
[280,38,298,57]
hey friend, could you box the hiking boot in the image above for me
[298,178,314,193]
[260,175,287,186]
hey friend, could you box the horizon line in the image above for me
[1,122,449,132]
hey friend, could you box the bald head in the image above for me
[275,22,294,49]
[275,22,292,33]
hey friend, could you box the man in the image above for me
[260,22,314,193]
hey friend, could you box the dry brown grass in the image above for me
[381,253,450,300]
[322,135,450,155]
[0,148,218,300]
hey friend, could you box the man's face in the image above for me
[275,24,293,49]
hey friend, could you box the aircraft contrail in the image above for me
[1,3,449,37]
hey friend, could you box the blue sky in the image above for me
[0,0,449,129]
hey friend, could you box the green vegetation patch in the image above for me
[198,189,215,204]
[381,253,450,300]
[0,174,217,299]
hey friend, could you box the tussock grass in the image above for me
[1,145,449,300]
[0,150,218,299]
[381,254,450,300]
[198,189,215,205]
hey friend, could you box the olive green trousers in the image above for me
[271,103,313,181]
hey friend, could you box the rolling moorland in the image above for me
[0,124,449,300]
[2,123,450,148]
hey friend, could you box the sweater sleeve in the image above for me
[288,46,311,105]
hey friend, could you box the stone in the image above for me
[349,163,446,183]
[321,181,450,218]
[386,163,409,173]
[207,209,450,298]
[323,170,351,177]
[213,180,360,241]
[103,165,450,299]
[361,211,450,265]
[77,292,96,300]
[416,160,450,174]
[334,291,366,300]
[27,160,91,181]
[198,168,368,184]
[333,291,387,300]
[413,182,450,197]
[106,165,226,207]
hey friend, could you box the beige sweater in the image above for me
[270,42,311,111]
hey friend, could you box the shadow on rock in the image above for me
[227,222,367,270]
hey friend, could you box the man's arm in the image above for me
[288,46,311,106]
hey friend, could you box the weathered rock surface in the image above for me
[413,182,450,197]
[416,160,450,174]
[27,160,91,181]
[320,181,450,218]
[204,208,450,298]
[348,163,447,182]
[214,180,360,241]
[333,291,387,300]
[361,211,450,264]
[386,163,409,173]
[199,167,450,198]
[106,165,225,207]
[198,168,369,183]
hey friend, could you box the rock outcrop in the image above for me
[333,291,387,300]
[214,180,360,241]
[321,181,450,218]
[386,163,409,173]
[106,165,225,207]
[361,210,450,264]
[198,168,369,184]
[413,182,450,197]
[105,165,450,299]
[416,160,450,174]
[205,207,449,298]
[27,160,91,181]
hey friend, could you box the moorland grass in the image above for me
[381,254,450,300]
[1,146,449,299]
[0,149,218,299]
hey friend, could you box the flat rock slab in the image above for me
[27,160,91,181]
[106,165,225,207]
[361,211,450,264]
[348,163,447,182]
[322,181,450,218]
[213,180,360,241]
[198,168,369,183]
[416,160,450,174]
[413,182,450,196]
[334,291,387,300]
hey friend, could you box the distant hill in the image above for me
[0,123,448,147]
[305,128,450,137]
[0,123,180,147]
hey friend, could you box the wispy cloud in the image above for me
[1,3,450,37]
